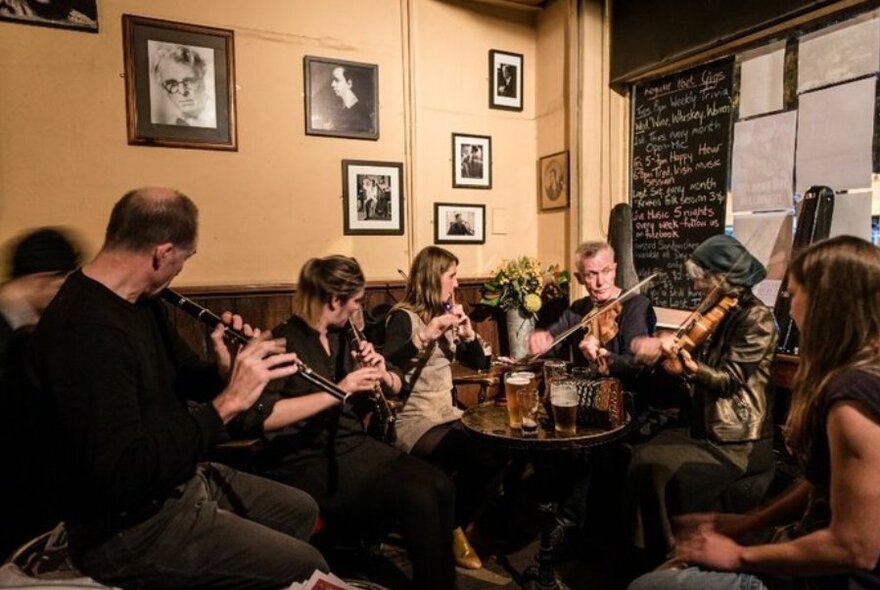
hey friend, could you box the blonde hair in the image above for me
[396,246,458,323]
[783,236,880,462]
[292,255,364,326]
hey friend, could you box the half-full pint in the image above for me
[551,379,578,436]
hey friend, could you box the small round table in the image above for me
[461,403,631,589]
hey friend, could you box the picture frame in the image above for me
[342,160,404,235]
[434,203,486,245]
[452,133,492,189]
[123,15,237,151]
[489,50,523,111]
[539,151,569,210]
[0,0,97,32]
[304,56,379,140]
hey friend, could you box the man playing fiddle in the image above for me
[625,234,778,573]
[527,241,656,555]
[528,241,656,389]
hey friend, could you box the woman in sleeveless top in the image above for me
[384,246,499,570]
[628,235,880,590]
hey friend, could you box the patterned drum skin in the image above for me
[575,377,625,429]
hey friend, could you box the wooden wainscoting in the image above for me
[167,278,503,360]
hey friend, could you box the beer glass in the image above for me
[542,360,567,400]
[550,378,578,436]
[517,388,540,435]
[504,372,533,428]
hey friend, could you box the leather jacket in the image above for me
[689,290,778,443]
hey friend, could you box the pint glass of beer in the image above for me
[504,372,533,428]
[550,379,578,436]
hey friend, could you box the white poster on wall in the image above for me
[795,77,876,195]
[829,191,873,242]
[740,41,786,118]
[798,10,880,93]
[731,111,797,212]
[733,211,793,306]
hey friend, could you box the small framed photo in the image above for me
[489,50,523,111]
[452,133,492,189]
[342,160,404,235]
[0,0,97,32]
[304,56,379,140]
[434,203,486,245]
[123,15,237,151]
[539,151,569,210]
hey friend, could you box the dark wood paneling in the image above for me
[167,279,504,360]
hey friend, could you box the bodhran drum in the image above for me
[574,377,624,429]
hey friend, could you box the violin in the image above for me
[660,295,738,376]
[585,300,622,375]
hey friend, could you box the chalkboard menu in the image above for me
[631,58,734,309]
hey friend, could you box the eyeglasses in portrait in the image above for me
[305,56,379,140]
[0,0,97,32]
[123,15,237,151]
[435,203,486,244]
[343,160,404,235]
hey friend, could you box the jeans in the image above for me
[629,566,769,590]
[74,462,327,589]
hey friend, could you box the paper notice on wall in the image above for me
[829,191,873,242]
[795,77,876,195]
[739,42,786,118]
[734,211,793,306]
[798,10,880,93]
[731,111,797,212]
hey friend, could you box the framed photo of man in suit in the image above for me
[452,133,492,189]
[489,50,523,111]
[435,203,485,244]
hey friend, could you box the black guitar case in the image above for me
[773,185,835,355]
[608,203,640,292]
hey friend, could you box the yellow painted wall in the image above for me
[0,0,610,286]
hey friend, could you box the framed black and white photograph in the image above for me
[123,15,237,150]
[489,49,523,111]
[452,133,492,189]
[434,203,486,244]
[0,0,97,32]
[342,160,403,235]
[305,56,378,140]
[539,151,569,210]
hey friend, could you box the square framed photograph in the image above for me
[342,160,404,235]
[489,50,523,111]
[452,133,492,189]
[539,151,570,210]
[434,203,486,244]
[123,15,237,150]
[0,0,97,32]
[305,56,378,140]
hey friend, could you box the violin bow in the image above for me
[524,272,660,364]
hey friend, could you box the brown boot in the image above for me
[452,526,482,569]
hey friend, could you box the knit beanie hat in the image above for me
[11,228,81,279]
[690,234,766,287]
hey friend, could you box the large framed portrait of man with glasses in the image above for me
[123,15,237,151]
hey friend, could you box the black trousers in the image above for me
[412,420,502,529]
[267,437,456,590]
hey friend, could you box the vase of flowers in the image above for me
[480,256,570,359]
